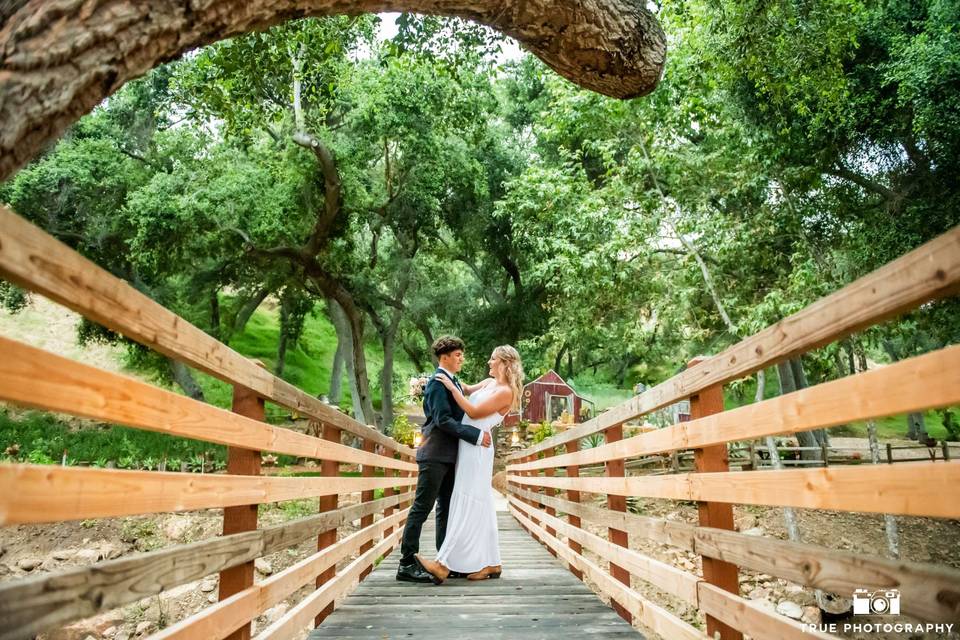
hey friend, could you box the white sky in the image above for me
[376,12,525,64]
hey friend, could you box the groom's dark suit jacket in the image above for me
[416,369,482,464]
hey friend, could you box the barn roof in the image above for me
[524,369,588,399]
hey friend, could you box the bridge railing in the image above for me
[0,206,416,640]
[506,227,960,640]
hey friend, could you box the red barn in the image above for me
[503,370,593,428]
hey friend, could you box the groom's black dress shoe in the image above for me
[447,570,469,579]
[396,559,435,583]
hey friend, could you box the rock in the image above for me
[51,548,76,561]
[200,579,217,593]
[103,626,118,638]
[263,602,290,624]
[776,600,804,619]
[785,586,817,606]
[116,633,130,640]
[802,606,822,625]
[162,515,192,541]
[748,587,771,600]
[17,557,40,571]
[100,542,123,560]
[207,593,218,603]
[742,527,765,536]
[754,599,778,614]
[135,621,154,635]
[74,549,102,564]
[255,558,273,575]
[737,515,759,531]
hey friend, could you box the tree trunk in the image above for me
[401,339,427,373]
[276,299,290,377]
[554,342,569,373]
[777,360,821,461]
[227,286,270,343]
[209,288,221,341]
[566,349,574,380]
[907,412,928,442]
[169,358,205,402]
[790,357,828,446]
[326,297,372,425]
[329,324,347,405]
[0,0,666,183]
[866,420,900,559]
[381,331,396,429]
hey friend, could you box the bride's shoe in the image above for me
[415,554,449,584]
[467,565,502,580]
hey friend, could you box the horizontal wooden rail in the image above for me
[255,529,402,640]
[511,505,839,640]
[509,461,960,518]
[509,225,960,461]
[509,504,707,640]
[0,336,417,472]
[155,509,408,640]
[0,207,413,457]
[696,582,830,640]
[511,486,696,550]
[508,496,699,603]
[0,492,413,640]
[694,525,960,623]
[508,486,960,623]
[511,345,960,472]
[0,465,417,525]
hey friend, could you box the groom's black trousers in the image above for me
[400,461,456,566]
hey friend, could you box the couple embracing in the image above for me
[397,336,523,584]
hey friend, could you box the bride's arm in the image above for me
[462,378,493,394]
[437,378,511,419]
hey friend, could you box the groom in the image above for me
[397,335,492,583]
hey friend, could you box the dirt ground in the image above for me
[0,493,366,640]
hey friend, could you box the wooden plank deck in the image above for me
[308,496,642,640]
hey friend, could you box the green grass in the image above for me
[197,303,416,422]
[574,369,957,441]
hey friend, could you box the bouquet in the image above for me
[408,374,430,401]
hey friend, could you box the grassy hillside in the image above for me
[0,298,418,464]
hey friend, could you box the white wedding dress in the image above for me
[435,381,503,573]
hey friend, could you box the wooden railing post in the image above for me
[604,424,631,624]
[688,357,742,640]
[315,424,342,628]
[542,448,558,558]
[359,436,377,580]
[564,439,584,579]
[383,451,398,555]
[219,381,264,640]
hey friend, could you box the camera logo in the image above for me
[852,588,900,616]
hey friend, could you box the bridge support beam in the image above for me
[604,424,632,624]
[689,357,743,640]
[564,440,584,580]
[219,380,265,640]
[315,425,342,627]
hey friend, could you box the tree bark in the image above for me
[757,369,801,542]
[210,288,221,341]
[276,297,291,377]
[866,420,900,559]
[0,0,665,182]
[329,315,347,405]
[326,297,370,424]
[777,360,821,461]
[227,286,270,343]
[169,358,205,401]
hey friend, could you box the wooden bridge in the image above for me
[0,206,959,640]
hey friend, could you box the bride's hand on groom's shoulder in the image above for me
[437,376,456,392]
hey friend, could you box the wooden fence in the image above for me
[0,205,417,640]
[506,226,960,639]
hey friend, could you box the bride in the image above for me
[417,345,523,582]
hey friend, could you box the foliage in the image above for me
[389,414,418,446]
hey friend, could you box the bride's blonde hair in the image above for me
[492,345,524,411]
